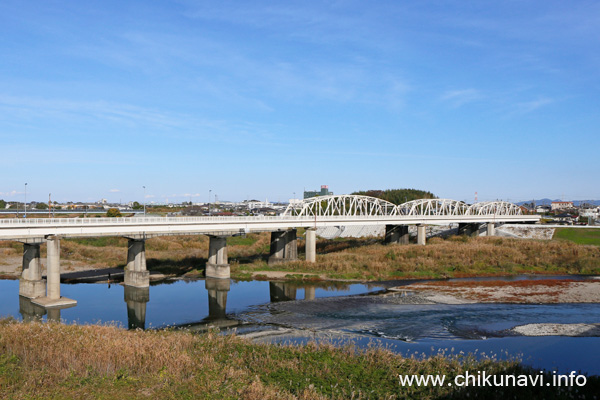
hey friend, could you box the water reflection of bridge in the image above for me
[18,280,326,331]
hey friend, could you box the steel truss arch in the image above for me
[283,195,398,217]
[466,201,523,216]
[396,199,469,216]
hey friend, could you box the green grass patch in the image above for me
[227,235,258,246]
[554,228,600,246]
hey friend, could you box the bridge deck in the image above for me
[0,215,540,240]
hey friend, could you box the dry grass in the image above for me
[2,320,595,399]
[1,234,599,281]
[238,236,600,280]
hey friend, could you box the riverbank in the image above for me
[1,234,599,282]
[1,319,599,399]
[403,278,600,303]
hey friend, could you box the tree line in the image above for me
[351,188,436,205]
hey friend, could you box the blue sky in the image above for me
[1,1,599,204]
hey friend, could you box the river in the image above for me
[1,276,599,375]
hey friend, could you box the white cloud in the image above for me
[109,189,120,193]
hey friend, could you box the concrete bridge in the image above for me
[0,196,539,309]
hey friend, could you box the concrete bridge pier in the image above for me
[305,228,316,263]
[19,240,46,298]
[124,286,149,330]
[31,236,77,308]
[487,222,496,236]
[268,229,298,265]
[206,278,230,320]
[205,236,230,279]
[458,223,482,237]
[458,223,470,236]
[384,225,409,245]
[125,237,149,287]
[417,225,427,245]
[269,282,297,302]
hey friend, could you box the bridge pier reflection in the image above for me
[304,286,316,300]
[20,294,75,323]
[124,286,149,330]
[269,282,297,302]
[19,296,46,322]
[206,278,230,320]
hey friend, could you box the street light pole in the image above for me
[143,186,146,216]
[208,189,212,216]
[24,183,27,218]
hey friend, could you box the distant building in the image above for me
[536,205,551,214]
[304,185,333,199]
[551,201,574,212]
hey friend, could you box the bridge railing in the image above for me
[0,213,539,227]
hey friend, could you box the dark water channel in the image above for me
[1,276,599,375]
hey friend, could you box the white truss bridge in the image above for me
[0,195,538,241]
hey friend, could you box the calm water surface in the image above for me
[1,277,599,375]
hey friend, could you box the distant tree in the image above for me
[106,208,122,218]
[352,188,436,205]
[0,199,5,209]
[35,202,48,209]
[131,201,143,210]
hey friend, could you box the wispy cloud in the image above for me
[440,89,482,108]
[109,189,120,193]
[0,95,187,130]
[514,97,554,114]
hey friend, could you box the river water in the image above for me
[1,276,599,375]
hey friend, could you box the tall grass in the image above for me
[238,236,600,280]
[2,320,597,399]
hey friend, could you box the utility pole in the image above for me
[24,183,27,218]
[143,186,146,216]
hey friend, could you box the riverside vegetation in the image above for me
[1,232,599,280]
[1,319,599,399]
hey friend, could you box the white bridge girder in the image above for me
[0,196,537,241]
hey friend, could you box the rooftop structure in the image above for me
[304,185,333,199]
